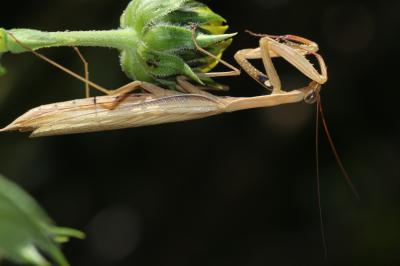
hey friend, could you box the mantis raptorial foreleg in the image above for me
[259,37,282,93]
[259,36,328,85]
[234,33,328,98]
[245,31,320,55]
[190,25,328,100]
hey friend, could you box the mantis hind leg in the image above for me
[6,31,112,96]
[176,76,218,99]
[73,47,90,98]
[104,80,182,110]
[70,48,144,109]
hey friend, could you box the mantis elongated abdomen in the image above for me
[0,85,311,137]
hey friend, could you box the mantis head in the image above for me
[304,81,322,104]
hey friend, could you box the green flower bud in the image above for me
[0,0,235,89]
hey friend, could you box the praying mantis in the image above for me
[0,0,361,262]
[0,17,360,261]
[0,28,358,257]
[0,29,327,137]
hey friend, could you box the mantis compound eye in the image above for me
[304,81,321,104]
[304,90,318,104]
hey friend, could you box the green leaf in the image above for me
[0,174,84,266]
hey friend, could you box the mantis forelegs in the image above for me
[234,34,328,97]
[259,37,283,94]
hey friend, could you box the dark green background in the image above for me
[1,0,399,265]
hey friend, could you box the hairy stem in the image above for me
[0,28,138,53]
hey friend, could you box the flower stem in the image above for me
[1,28,138,53]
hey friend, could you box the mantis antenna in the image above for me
[314,92,360,259]
[196,28,359,257]
[316,94,360,199]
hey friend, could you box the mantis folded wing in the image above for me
[0,82,313,137]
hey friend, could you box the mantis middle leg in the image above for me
[190,25,241,80]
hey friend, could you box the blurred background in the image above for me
[0,0,399,265]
